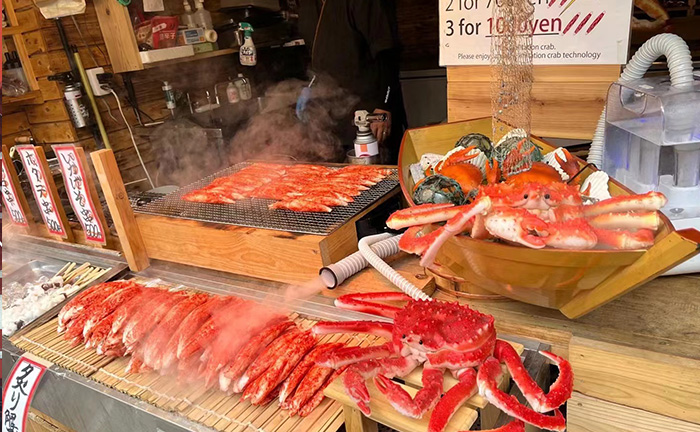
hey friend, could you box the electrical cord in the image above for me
[108,87,156,190]
[100,98,119,123]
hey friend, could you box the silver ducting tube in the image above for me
[320,234,402,289]
[587,33,694,167]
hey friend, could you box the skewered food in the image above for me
[313,292,574,432]
[57,280,349,417]
[182,163,391,212]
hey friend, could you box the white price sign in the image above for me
[2,356,49,432]
[439,0,633,66]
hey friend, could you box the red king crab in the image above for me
[313,292,573,431]
[389,182,667,267]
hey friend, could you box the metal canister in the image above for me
[64,83,88,129]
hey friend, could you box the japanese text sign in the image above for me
[53,145,107,244]
[2,356,49,432]
[1,154,29,226]
[439,0,633,65]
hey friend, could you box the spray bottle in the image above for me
[239,22,256,66]
[193,0,213,30]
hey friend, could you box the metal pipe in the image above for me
[73,51,111,149]
[123,73,143,126]
[55,20,79,78]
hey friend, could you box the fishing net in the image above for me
[490,0,535,149]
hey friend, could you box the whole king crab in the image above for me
[313,292,573,432]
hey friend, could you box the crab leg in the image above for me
[483,207,548,250]
[387,203,460,229]
[296,366,349,417]
[374,367,444,419]
[334,292,411,319]
[582,191,667,217]
[421,197,493,267]
[477,421,526,432]
[316,343,394,368]
[478,356,567,431]
[279,343,343,404]
[588,211,661,231]
[593,228,655,250]
[398,226,445,256]
[493,341,573,413]
[426,333,496,369]
[312,321,394,339]
[427,369,477,432]
[342,356,419,415]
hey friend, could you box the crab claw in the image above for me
[493,341,573,414]
[483,208,548,249]
[553,148,580,183]
[485,159,500,184]
[593,228,655,250]
[582,191,667,217]
[343,368,373,415]
[334,292,411,319]
[374,368,443,419]
[420,197,493,267]
[428,369,477,432]
[387,203,461,230]
[399,226,445,256]
[541,219,598,250]
[477,356,567,431]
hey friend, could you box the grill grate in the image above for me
[134,162,399,235]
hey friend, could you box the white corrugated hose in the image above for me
[587,33,695,167]
[357,233,432,302]
[320,234,402,289]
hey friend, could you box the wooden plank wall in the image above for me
[447,65,620,140]
[1,2,168,189]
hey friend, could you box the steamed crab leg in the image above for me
[374,367,444,419]
[334,292,412,319]
[581,191,667,217]
[387,203,462,230]
[428,369,477,432]
[279,343,343,404]
[316,343,394,368]
[312,321,394,339]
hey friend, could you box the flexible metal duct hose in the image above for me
[358,233,432,302]
[587,33,694,167]
[320,234,402,289]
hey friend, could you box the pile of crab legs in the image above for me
[312,292,573,432]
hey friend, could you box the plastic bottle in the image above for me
[192,0,213,30]
[239,22,256,66]
[181,0,197,29]
[226,78,240,104]
[235,73,252,100]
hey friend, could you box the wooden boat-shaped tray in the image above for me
[398,118,700,318]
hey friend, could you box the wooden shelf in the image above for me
[2,90,43,107]
[143,48,238,69]
[2,25,27,36]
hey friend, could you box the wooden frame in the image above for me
[2,0,42,106]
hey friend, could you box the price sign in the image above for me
[53,145,108,245]
[439,0,633,66]
[2,356,49,432]
[15,145,70,239]
[1,154,29,226]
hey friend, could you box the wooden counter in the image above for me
[319,254,700,432]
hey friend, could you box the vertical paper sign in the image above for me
[1,154,29,226]
[439,0,633,66]
[15,145,68,238]
[53,145,107,244]
[2,356,49,432]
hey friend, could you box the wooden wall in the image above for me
[447,65,620,140]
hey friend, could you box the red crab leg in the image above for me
[426,333,496,369]
[334,292,411,319]
[493,341,573,413]
[219,320,294,392]
[421,197,493,267]
[477,357,567,431]
[342,357,419,416]
[478,420,526,432]
[286,362,336,415]
[593,228,655,250]
[374,367,443,419]
[398,226,445,256]
[123,291,190,353]
[588,211,661,231]
[386,203,460,230]
[316,343,394,368]
[428,369,477,432]
[312,321,394,339]
[83,285,143,340]
[296,366,349,417]
[279,343,343,404]
[582,191,667,217]
[58,281,134,331]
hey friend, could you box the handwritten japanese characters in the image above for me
[2,357,48,432]
[1,155,29,226]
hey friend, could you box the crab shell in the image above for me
[392,300,496,368]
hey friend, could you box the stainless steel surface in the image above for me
[135,162,399,235]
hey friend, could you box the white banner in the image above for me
[2,356,49,432]
[439,0,633,66]
[1,155,29,226]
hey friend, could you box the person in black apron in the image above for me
[298,0,406,164]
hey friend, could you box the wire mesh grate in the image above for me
[134,162,399,235]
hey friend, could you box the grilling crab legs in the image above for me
[388,182,667,267]
[313,292,573,432]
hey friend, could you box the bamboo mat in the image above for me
[9,315,380,432]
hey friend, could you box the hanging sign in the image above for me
[1,154,29,227]
[2,355,50,432]
[53,145,108,244]
[15,145,69,238]
[439,0,633,66]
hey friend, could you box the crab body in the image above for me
[313,293,573,432]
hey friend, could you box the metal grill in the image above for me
[134,162,399,235]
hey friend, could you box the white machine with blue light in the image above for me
[588,33,699,274]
